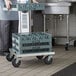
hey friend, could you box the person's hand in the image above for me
[5,0,12,10]
[32,0,38,3]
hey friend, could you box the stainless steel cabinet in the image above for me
[58,0,76,2]
[46,0,76,2]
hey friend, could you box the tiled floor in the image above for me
[0,46,76,76]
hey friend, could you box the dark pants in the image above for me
[0,20,18,52]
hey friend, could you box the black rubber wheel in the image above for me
[6,53,14,62]
[44,56,53,65]
[74,40,76,47]
[12,59,21,67]
[36,56,43,60]
[65,44,69,51]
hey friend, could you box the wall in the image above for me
[32,11,44,32]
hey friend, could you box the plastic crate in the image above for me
[17,3,45,11]
[12,32,52,55]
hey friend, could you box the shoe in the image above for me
[0,51,5,56]
[3,51,9,53]
[2,51,10,56]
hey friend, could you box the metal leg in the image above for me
[54,16,57,38]
[43,15,46,33]
[65,14,69,51]
[54,15,57,45]
[29,11,31,33]
[52,15,57,46]
[66,15,69,44]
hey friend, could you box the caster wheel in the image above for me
[36,56,43,60]
[44,56,53,65]
[74,40,76,47]
[6,53,14,62]
[65,44,69,51]
[12,59,21,67]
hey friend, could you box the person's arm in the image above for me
[4,0,12,10]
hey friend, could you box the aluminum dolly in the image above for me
[3,0,55,67]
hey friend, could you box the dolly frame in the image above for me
[4,0,55,67]
[6,48,55,67]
